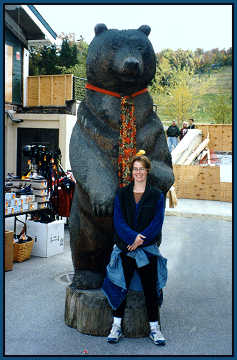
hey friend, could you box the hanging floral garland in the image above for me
[118,96,137,187]
[85,83,148,188]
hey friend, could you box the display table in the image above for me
[5,205,49,234]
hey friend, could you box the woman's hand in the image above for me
[127,234,146,251]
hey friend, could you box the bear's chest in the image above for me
[85,91,153,129]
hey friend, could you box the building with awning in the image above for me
[5,4,58,106]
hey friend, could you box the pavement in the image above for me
[165,197,232,221]
[4,198,232,356]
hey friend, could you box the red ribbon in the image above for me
[85,83,148,187]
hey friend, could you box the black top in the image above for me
[114,181,164,251]
[167,125,180,137]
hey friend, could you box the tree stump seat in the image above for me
[65,286,160,337]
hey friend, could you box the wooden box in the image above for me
[5,231,14,271]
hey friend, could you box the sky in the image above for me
[35,4,232,53]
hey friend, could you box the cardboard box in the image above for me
[33,189,48,196]
[31,180,47,189]
[19,194,35,203]
[28,202,38,211]
[36,195,49,203]
[22,204,29,212]
[5,231,14,271]
[19,204,29,213]
[10,198,23,207]
[8,207,14,215]
[26,220,64,257]
[5,192,16,200]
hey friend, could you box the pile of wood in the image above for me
[172,129,210,165]
[167,129,211,208]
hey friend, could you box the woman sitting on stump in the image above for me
[102,151,168,345]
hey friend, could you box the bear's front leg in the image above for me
[70,121,118,217]
[69,122,118,288]
[69,184,114,289]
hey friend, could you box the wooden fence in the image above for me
[27,74,73,107]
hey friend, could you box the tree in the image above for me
[76,37,88,67]
[151,68,215,127]
[40,44,60,74]
[29,34,88,78]
[59,38,88,79]
[29,44,60,75]
[151,48,196,97]
[29,47,42,75]
[59,38,78,68]
[150,57,175,95]
[207,93,232,124]
[194,48,204,57]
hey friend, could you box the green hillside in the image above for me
[157,66,232,125]
[195,66,232,123]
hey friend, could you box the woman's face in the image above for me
[132,160,148,183]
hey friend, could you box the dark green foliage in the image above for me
[59,38,78,68]
[29,37,88,76]
[29,44,60,75]
[42,45,60,74]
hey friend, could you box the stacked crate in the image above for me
[196,124,232,152]
[173,165,232,202]
[172,124,232,202]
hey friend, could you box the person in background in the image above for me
[188,118,195,129]
[166,120,180,152]
[102,151,168,346]
[179,121,189,141]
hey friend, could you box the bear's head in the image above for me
[86,24,157,95]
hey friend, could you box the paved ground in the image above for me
[165,198,232,220]
[4,199,232,356]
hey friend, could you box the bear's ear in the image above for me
[94,23,108,36]
[138,25,151,36]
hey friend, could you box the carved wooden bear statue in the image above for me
[69,24,174,289]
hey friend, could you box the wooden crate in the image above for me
[196,124,232,152]
[5,231,14,271]
[173,165,232,202]
[27,74,73,107]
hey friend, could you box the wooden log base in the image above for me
[65,286,160,337]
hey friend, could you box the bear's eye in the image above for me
[111,43,119,50]
[136,45,144,52]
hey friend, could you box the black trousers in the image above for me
[113,252,159,322]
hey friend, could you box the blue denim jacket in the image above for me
[102,244,168,310]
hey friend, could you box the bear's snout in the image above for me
[122,57,142,76]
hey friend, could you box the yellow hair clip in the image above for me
[136,149,146,156]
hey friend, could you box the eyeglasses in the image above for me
[133,167,146,172]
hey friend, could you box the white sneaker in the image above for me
[107,324,122,343]
[149,324,166,345]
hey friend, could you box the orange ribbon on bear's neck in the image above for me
[85,83,148,99]
[85,83,148,188]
